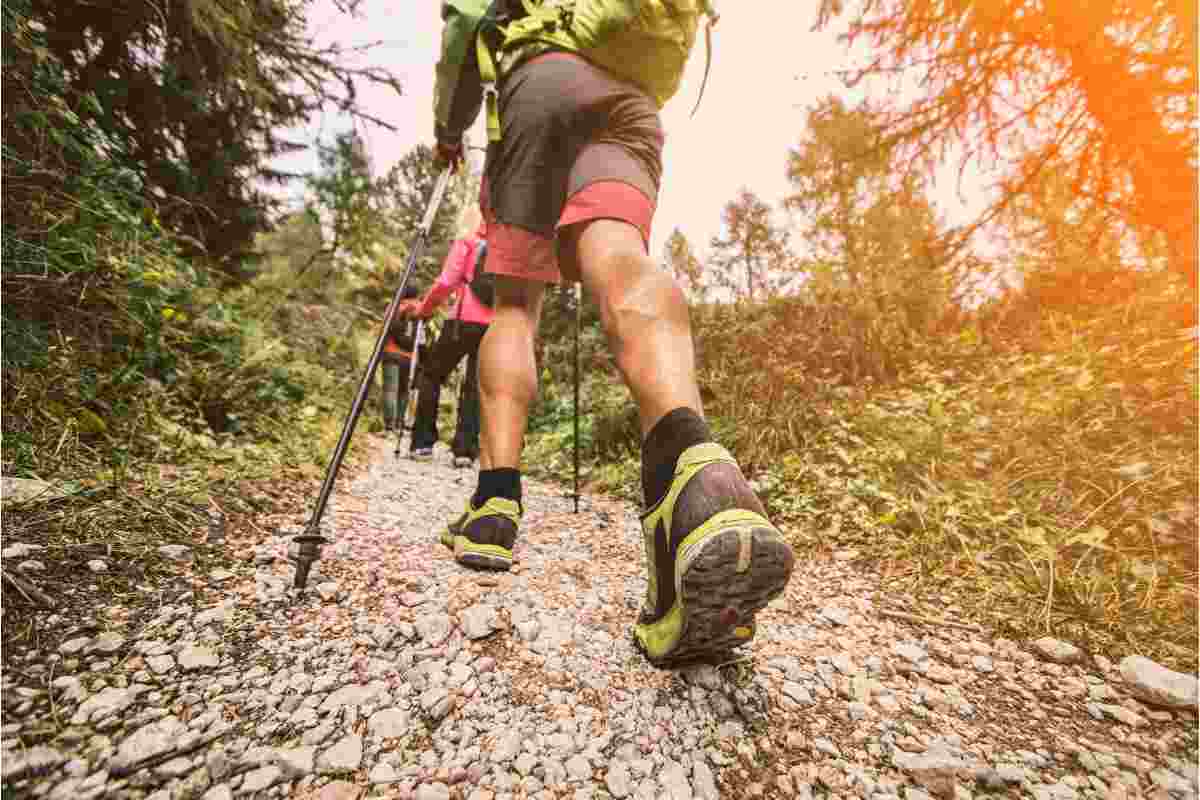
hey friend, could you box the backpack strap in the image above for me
[476,34,502,142]
[690,1,719,119]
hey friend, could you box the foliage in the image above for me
[5,0,403,274]
[379,144,466,292]
[761,278,1196,669]
[784,97,954,371]
[813,0,1198,286]
[0,0,403,643]
[707,189,795,301]
[661,228,707,302]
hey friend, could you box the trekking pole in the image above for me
[395,319,426,459]
[291,167,452,591]
[573,281,582,514]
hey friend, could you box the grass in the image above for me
[524,287,1198,673]
[1,276,385,673]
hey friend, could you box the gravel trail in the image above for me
[3,436,1197,800]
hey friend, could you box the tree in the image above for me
[662,228,707,301]
[813,0,1198,286]
[380,144,466,293]
[17,0,405,277]
[996,162,1138,314]
[786,97,951,332]
[303,130,391,277]
[708,189,794,302]
[785,98,893,290]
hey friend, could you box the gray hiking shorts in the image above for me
[481,52,664,284]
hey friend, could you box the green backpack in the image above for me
[434,0,717,146]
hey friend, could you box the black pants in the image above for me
[411,320,488,458]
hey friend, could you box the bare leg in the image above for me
[477,276,546,472]
[566,218,703,436]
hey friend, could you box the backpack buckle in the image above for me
[482,81,502,143]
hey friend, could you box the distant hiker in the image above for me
[398,210,493,468]
[381,285,422,432]
[429,0,795,666]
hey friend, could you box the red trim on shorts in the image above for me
[479,177,656,286]
[486,222,561,284]
[479,176,559,284]
[558,180,655,245]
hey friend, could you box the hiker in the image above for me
[431,0,795,665]
[380,285,422,432]
[397,210,493,468]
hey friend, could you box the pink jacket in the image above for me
[414,237,493,325]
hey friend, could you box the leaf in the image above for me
[76,408,108,435]
[1074,369,1093,390]
[1063,525,1110,550]
[1016,526,1048,548]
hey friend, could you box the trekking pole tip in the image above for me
[290,527,329,590]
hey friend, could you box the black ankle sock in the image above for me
[641,407,712,508]
[473,468,522,508]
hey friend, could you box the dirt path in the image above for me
[2,435,1197,800]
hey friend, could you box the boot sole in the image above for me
[635,518,794,667]
[443,535,512,571]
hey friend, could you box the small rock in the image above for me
[515,752,537,776]
[317,780,363,800]
[242,764,282,793]
[59,637,92,656]
[368,707,410,738]
[86,559,108,573]
[111,716,188,772]
[660,762,693,799]
[972,656,994,674]
[72,686,138,724]
[178,645,219,671]
[88,632,125,655]
[317,735,363,773]
[369,762,399,783]
[419,687,452,720]
[1097,704,1147,728]
[820,606,851,626]
[147,654,175,674]
[493,730,522,763]
[606,760,632,798]
[1030,637,1083,664]
[893,642,929,669]
[894,746,970,799]
[0,541,44,559]
[693,761,719,800]
[926,664,955,684]
[1118,655,1198,709]
[556,754,586,781]
[275,746,316,778]
[157,545,193,563]
[415,613,452,645]
[0,745,68,782]
[461,604,498,639]
[415,784,451,800]
[782,682,813,705]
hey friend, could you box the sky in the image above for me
[269,1,996,263]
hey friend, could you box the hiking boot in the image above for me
[410,447,434,461]
[633,442,795,666]
[440,496,521,571]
